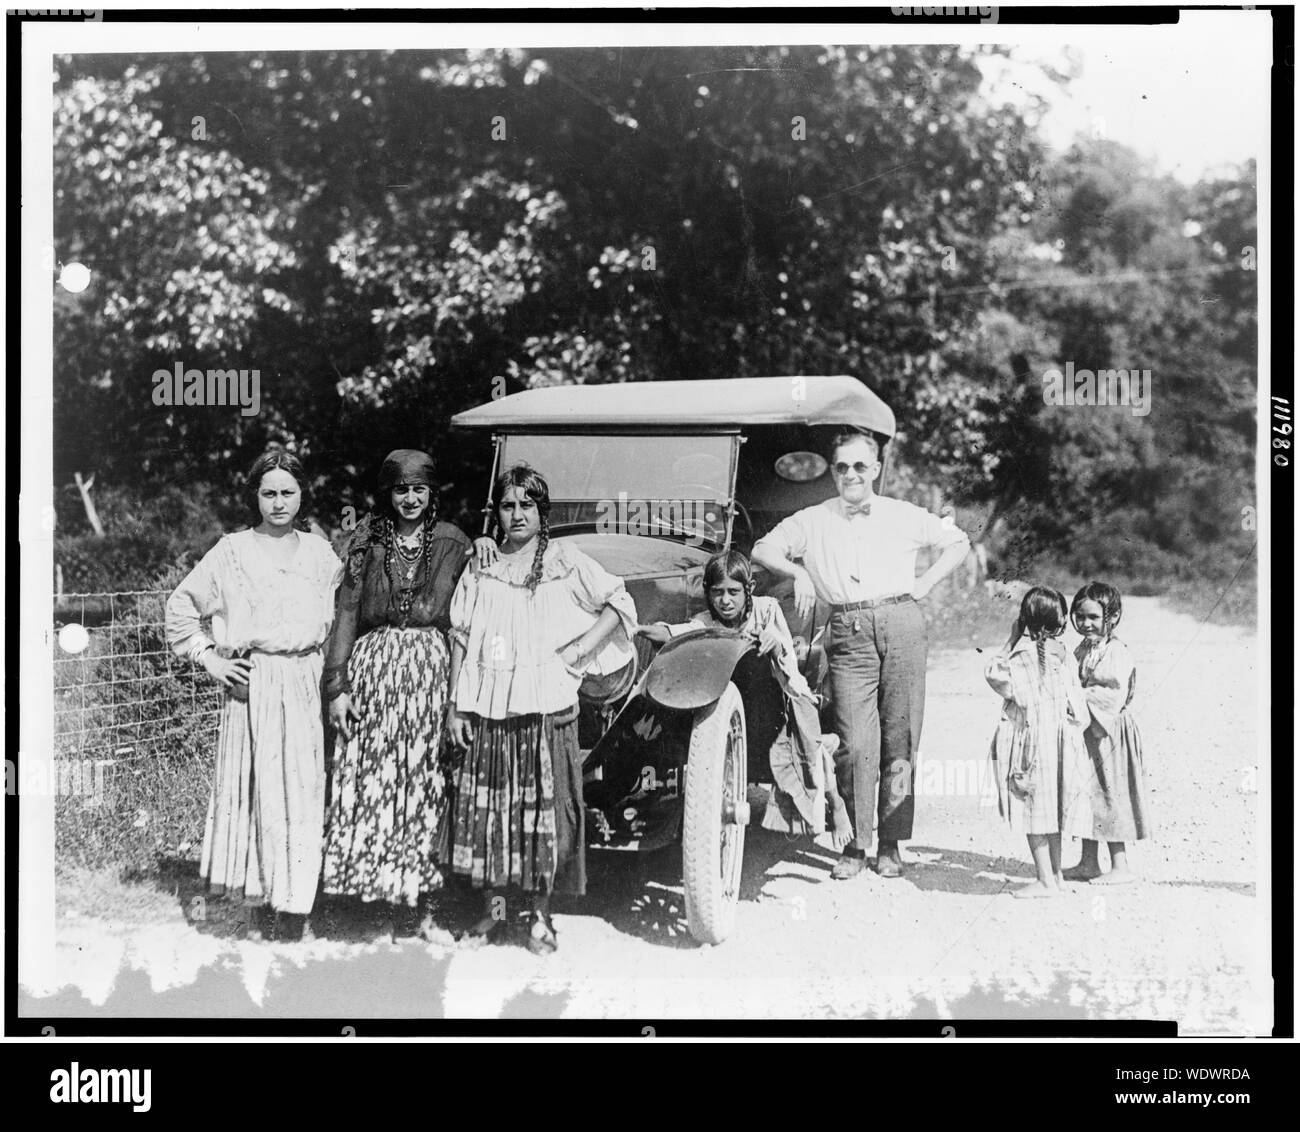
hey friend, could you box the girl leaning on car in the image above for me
[445,463,638,955]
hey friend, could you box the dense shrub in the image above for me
[54,481,233,593]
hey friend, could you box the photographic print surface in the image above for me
[14,8,1279,1036]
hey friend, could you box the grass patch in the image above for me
[56,863,186,926]
[923,579,1027,651]
[979,552,1259,632]
[1159,574,1258,627]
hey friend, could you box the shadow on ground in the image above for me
[151,856,488,946]
[151,851,703,951]
[150,827,850,951]
[900,845,1032,894]
[148,835,1172,950]
[569,827,845,946]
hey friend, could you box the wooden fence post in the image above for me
[73,472,105,537]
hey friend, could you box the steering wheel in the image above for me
[660,485,753,545]
[728,500,754,546]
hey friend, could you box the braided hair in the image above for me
[493,464,551,593]
[378,508,439,623]
[1018,585,1069,679]
[702,549,755,628]
[1070,581,1123,638]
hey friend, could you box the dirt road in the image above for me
[26,597,1269,1032]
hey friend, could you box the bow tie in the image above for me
[843,501,872,517]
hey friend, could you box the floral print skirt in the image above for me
[322,627,451,906]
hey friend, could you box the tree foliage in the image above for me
[51,47,1257,589]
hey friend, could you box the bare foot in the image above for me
[830,814,853,852]
[1012,881,1063,899]
[1091,869,1136,886]
[1061,865,1101,881]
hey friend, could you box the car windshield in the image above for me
[499,434,735,544]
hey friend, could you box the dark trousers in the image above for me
[827,600,927,853]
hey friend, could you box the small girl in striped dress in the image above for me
[985,586,1095,898]
[1062,582,1151,884]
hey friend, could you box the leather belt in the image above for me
[831,594,913,613]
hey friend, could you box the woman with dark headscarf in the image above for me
[321,449,474,931]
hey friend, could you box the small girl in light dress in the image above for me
[1061,581,1151,885]
[985,585,1094,898]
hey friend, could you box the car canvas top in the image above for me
[451,375,896,438]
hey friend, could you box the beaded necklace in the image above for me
[382,515,431,624]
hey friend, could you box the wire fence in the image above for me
[54,590,222,758]
[53,590,221,873]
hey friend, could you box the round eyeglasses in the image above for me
[832,461,876,477]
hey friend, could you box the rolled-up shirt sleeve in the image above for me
[165,544,223,660]
[753,509,810,563]
[917,507,970,551]
[569,546,638,637]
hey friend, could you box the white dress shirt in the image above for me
[753,495,969,605]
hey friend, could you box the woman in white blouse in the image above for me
[447,464,637,955]
[166,450,342,941]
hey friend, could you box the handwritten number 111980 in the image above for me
[1273,396,1291,466]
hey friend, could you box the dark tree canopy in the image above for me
[51,47,1257,593]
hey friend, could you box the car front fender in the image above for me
[643,630,756,711]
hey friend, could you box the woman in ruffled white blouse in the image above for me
[447,464,637,954]
[165,451,342,941]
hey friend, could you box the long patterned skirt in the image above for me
[201,649,325,914]
[322,627,452,907]
[450,704,585,896]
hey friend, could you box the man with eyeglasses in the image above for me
[752,429,970,880]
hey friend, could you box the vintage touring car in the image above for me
[451,376,896,943]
